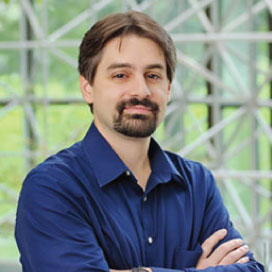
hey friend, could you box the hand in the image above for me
[196,229,250,269]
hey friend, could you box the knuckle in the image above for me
[219,242,231,252]
[224,245,249,262]
[232,239,243,247]
[220,239,243,252]
[237,257,250,264]
[218,241,248,266]
[238,245,249,254]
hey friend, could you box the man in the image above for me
[15,11,264,272]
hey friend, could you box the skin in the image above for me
[196,229,249,269]
[80,34,170,189]
[79,34,249,271]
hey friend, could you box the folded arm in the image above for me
[15,168,264,272]
[109,229,259,272]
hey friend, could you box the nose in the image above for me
[130,75,151,97]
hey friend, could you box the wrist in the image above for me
[131,268,152,272]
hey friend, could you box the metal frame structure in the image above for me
[0,0,271,270]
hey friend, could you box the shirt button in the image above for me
[147,237,153,244]
[143,196,147,202]
[125,170,131,176]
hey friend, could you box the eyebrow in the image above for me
[107,63,133,70]
[106,63,165,71]
[146,64,165,70]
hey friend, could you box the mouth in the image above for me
[124,105,153,115]
[117,98,159,116]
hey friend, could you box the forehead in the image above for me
[98,34,166,69]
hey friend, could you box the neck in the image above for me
[95,121,152,190]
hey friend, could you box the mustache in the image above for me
[116,98,159,114]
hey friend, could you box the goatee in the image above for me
[113,98,159,137]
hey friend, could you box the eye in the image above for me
[147,74,160,79]
[113,73,126,79]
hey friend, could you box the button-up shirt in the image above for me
[15,123,264,272]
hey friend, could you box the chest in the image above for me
[84,180,202,269]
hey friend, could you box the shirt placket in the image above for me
[141,189,156,266]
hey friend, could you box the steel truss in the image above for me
[0,0,271,270]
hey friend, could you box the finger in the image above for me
[201,229,227,258]
[208,238,243,264]
[219,245,249,265]
[236,256,250,264]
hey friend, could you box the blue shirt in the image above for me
[15,123,264,272]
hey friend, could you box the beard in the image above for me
[113,98,160,138]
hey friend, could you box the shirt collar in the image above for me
[82,122,185,188]
[83,123,128,188]
[148,138,186,187]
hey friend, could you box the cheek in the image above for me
[156,95,168,115]
[159,103,167,117]
[157,94,169,119]
[157,89,170,106]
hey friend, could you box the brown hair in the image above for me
[78,11,177,84]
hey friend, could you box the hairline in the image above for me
[88,33,168,85]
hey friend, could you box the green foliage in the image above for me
[0,237,19,260]
[0,0,271,263]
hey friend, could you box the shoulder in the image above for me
[32,141,81,172]
[165,151,212,176]
[22,141,91,193]
[18,141,97,215]
[164,150,216,190]
[17,142,95,228]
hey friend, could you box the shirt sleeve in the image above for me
[151,163,265,272]
[150,262,264,272]
[151,262,264,272]
[15,171,110,272]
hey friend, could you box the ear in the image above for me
[167,82,171,103]
[79,75,93,104]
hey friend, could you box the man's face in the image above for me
[80,34,171,138]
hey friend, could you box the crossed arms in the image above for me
[110,229,251,272]
[15,167,264,272]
